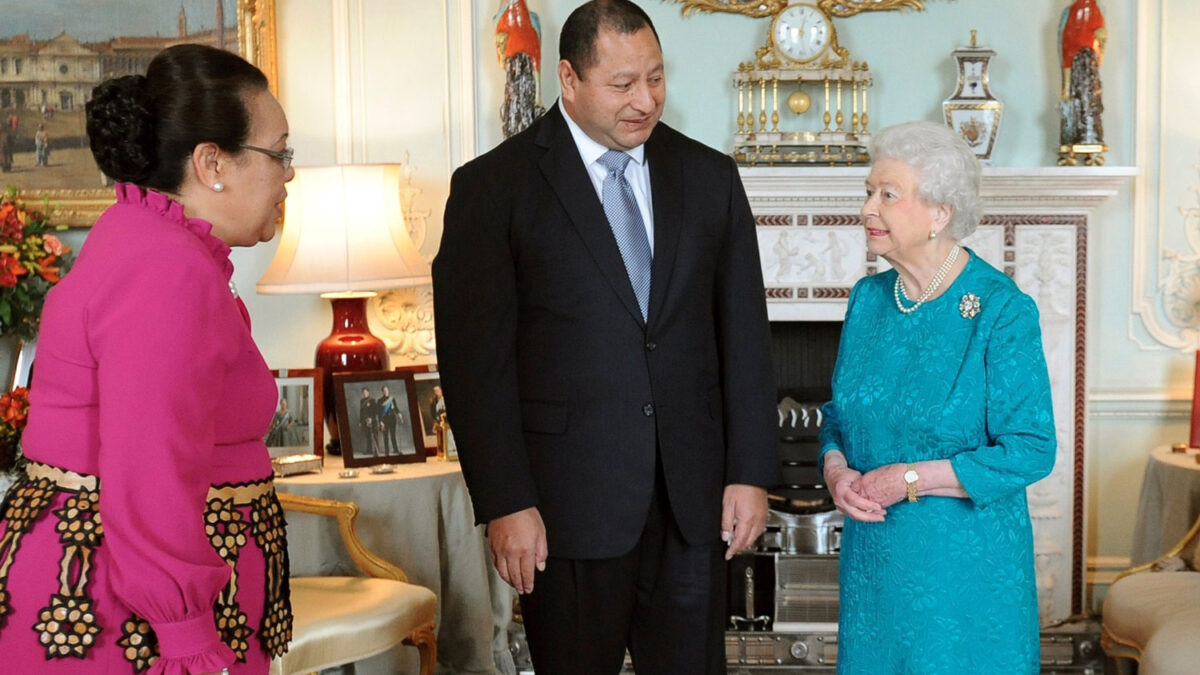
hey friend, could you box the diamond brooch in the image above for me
[959,293,981,319]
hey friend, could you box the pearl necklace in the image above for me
[894,245,960,314]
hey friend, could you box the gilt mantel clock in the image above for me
[668,0,932,166]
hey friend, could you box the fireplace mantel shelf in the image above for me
[740,165,1137,211]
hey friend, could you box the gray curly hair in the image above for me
[869,121,982,240]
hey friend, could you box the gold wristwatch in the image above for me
[903,464,919,503]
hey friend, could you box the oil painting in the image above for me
[0,0,276,225]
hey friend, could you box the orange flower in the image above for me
[0,252,27,288]
[35,254,61,283]
[0,387,30,429]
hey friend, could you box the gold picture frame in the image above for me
[4,0,277,227]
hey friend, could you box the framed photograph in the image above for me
[396,364,441,454]
[333,370,425,467]
[2,0,277,226]
[266,367,323,459]
[0,339,36,391]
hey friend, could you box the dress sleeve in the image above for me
[818,281,862,475]
[950,292,1057,506]
[91,243,238,673]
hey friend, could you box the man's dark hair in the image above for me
[560,0,660,79]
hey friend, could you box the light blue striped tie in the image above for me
[598,150,652,320]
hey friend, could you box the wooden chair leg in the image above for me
[403,622,438,675]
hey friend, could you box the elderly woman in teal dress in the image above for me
[820,121,1056,674]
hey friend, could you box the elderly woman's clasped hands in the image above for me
[822,451,911,522]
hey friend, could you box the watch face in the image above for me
[904,469,919,484]
[772,4,831,63]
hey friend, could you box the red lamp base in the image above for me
[316,294,390,454]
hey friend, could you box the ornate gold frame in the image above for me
[13,0,278,227]
[668,0,925,19]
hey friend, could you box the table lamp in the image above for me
[258,164,431,453]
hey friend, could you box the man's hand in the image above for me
[824,453,885,522]
[721,484,767,560]
[487,507,548,595]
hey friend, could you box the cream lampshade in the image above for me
[258,164,430,294]
[257,164,431,453]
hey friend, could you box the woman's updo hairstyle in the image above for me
[86,43,269,193]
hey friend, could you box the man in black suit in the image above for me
[357,386,379,456]
[433,1,777,672]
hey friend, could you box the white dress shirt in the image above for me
[560,104,655,254]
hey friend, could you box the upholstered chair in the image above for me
[272,492,438,675]
[1102,511,1200,675]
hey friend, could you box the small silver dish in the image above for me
[338,469,358,479]
[369,464,395,475]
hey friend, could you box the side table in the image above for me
[278,455,516,674]
[1129,444,1200,565]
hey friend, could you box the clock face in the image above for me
[772,4,831,64]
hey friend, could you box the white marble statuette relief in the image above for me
[758,228,864,285]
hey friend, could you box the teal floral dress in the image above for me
[819,249,1056,674]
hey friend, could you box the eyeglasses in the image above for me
[241,144,294,171]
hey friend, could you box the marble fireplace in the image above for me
[741,166,1134,624]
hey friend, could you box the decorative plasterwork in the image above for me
[371,157,435,363]
[371,286,436,362]
[326,0,476,167]
[1129,0,1200,351]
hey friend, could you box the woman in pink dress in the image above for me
[0,43,295,674]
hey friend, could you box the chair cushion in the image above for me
[1103,570,1200,674]
[275,576,438,675]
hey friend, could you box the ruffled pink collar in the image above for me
[114,182,234,280]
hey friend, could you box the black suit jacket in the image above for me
[433,104,778,559]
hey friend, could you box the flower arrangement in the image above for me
[0,386,29,472]
[0,189,74,340]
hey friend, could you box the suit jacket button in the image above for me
[642,403,654,417]
[645,341,657,351]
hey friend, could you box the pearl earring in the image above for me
[212,182,224,192]
[929,231,937,239]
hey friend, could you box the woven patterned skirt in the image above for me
[0,462,291,673]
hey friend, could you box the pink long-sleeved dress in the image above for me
[0,184,291,673]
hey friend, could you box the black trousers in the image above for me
[518,470,727,675]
